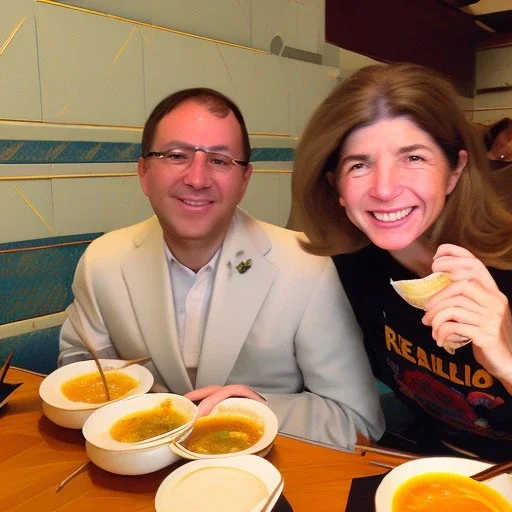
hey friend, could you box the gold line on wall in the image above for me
[0,16,26,56]
[13,185,56,234]
[0,173,138,181]
[37,0,267,54]
[0,117,143,131]
[112,26,137,66]
[0,239,98,255]
[0,170,291,181]
[0,117,293,138]
[58,103,69,117]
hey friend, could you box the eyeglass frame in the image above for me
[142,145,249,170]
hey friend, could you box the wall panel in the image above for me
[36,2,146,125]
[52,173,151,236]
[281,57,339,137]
[0,0,41,121]
[141,27,240,117]
[240,173,281,226]
[0,177,54,242]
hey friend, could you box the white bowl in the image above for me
[170,397,279,460]
[82,393,197,475]
[39,359,154,429]
[155,454,283,512]
[375,456,512,512]
[85,440,180,476]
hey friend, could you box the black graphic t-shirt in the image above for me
[334,245,512,462]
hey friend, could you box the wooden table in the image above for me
[0,368,410,511]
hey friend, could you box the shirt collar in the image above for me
[163,243,221,275]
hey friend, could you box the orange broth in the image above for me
[61,370,138,403]
[181,413,263,455]
[392,472,512,512]
[110,399,189,443]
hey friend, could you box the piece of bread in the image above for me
[391,273,471,354]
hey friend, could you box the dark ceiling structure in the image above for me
[438,0,512,37]
[325,0,511,96]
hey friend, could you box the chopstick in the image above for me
[103,356,152,371]
[260,475,284,512]
[369,460,398,470]
[355,444,418,460]
[56,460,91,493]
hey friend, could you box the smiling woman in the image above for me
[292,62,512,462]
[331,117,467,254]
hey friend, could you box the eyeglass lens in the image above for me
[157,147,237,171]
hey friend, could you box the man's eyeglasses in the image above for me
[142,146,249,172]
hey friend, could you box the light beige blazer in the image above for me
[60,209,384,447]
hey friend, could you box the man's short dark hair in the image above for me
[141,88,251,162]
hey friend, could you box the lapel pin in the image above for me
[236,259,252,274]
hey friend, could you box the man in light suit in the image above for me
[59,88,384,447]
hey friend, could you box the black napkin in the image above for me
[0,381,23,409]
[345,474,386,512]
[0,351,21,409]
[273,493,293,511]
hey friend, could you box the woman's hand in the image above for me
[422,244,512,392]
[184,384,267,418]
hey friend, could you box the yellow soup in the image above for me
[110,399,189,443]
[61,371,138,403]
[393,472,512,512]
[182,413,264,455]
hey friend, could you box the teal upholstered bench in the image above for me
[0,233,102,375]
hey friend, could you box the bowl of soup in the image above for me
[170,397,279,460]
[155,454,283,512]
[82,392,197,475]
[375,456,512,512]
[39,359,154,429]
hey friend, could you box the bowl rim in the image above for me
[374,456,512,512]
[82,392,198,451]
[39,359,154,411]
[170,397,279,460]
[155,454,283,512]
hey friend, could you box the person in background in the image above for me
[292,63,512,461]
[59,87,384,448]
[484,117,512,169]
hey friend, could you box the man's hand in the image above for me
[184,384,267,417]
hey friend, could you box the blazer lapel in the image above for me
[121,217,193,394]
[196,211,277,387]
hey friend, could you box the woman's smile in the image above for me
[371,207,414,223]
